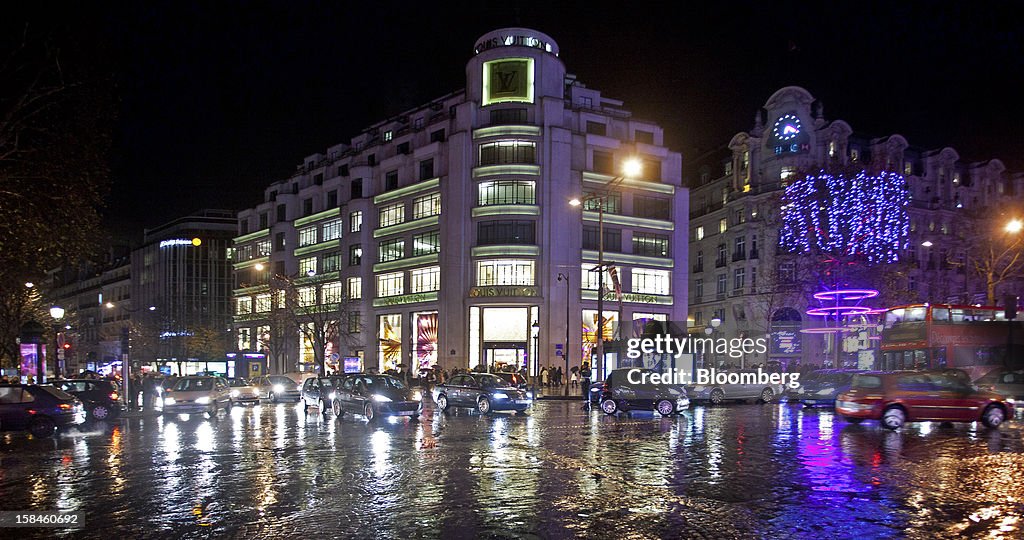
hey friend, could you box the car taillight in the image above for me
[602,382,609,392]
[110,392,120,401]
[59,403,73,410]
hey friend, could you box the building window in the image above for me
[378,239,405,263]
[581,267,600,290]
[478,220,536,245]
[259,213,269,229]
[419,158,435,181]
[593,150,614,174]
[276,204,286,222]
[734,208,746,225]
[696,250,704,270]
[412,192,441,219]
[397,142,410,155]
[350,211,363,233]
[413,230,440,256]
[850,147,860,162]
[411,266,441,293]
[719,218,727,234]
[640,159,662,181]
[694,311,703,325]
[297,286,316,307]
[299,256,317,275]
[751,267,757,289]
[479,140,536,165]
[904,161,913,175]
[256,239,271,257]
[716,274,727,295]
[779,262,795,283]
[385,170,399,191]
[383,130,393,142]
[303,198,313,216]
[326,189,338,208]
[274,232,286,252]
[236,296,252,315]
[694,279,703,300]
[828,141,837,158]
[713,308,725,323]
[237,327,251,350]
[581,190,622,214]
[734,236,746,258]
[695,226,705,241]
[780,166,796,187]
[632,268,670,295]
[634,130,655,144]
[378,203,404,228]
[322,251,340,273]
[734,268,746,290]
[476,259,535,286]
[351,178,363,199]
[582,226,622,252]
[490,108,527,125]
[322,219,342,241]
[322,281,343,304]
[349,312,361,334]
[632,233,669,257]
[298,227,317,247]
[347,277,362,299]
[724,161,733,176]
[634,196,670,220]
[430,129,445,143]
[376,272,404,297]
[478,180,535,206]
[586,121,607,136]
[349,244,362,266]
[716,244,727,266]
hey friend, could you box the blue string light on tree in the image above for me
[779,169,909,263]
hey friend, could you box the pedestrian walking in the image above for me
[541,367,549,387]
[571,369,579,389]
[580,363,592,399]
[556,366,563,386]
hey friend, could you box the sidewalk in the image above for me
[535,384,588,401]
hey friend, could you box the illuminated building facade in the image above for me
[687,86,1024,368]
[231,28,689,376]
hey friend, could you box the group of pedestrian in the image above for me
[539,366,567,387]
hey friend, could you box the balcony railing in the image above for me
[692,264,703,273]
[732,251,746,262]
[715,258,727,268]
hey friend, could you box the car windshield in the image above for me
[476,374,506,388]
[38,385,76,400]
[229,378,250,387]
[364,376,405,390]
[320,378,335,389]
[851,375,882,389]
[269,376,294,385]
[173,378,213,391]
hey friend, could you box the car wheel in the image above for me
[29,417,56,438]
[981,405,1006,428]
[843,416,865,424]
[320,400,330,416]
[760,388,775,403]
[364,402,376,421]
[881,406,905,430]
[436,394,449,412]
[477,397,492,415]
[600,398,618,415]
[332,400,344,418]
[90,405,111,421]
[710,389,725,405]
[656,399,675,416]
[225,399,233,411]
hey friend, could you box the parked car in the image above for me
[588,380,604,403]
[227,377,261,404]
[331,374,423,420]
[55,378,123,420]
[836,371,1013,430]
[686,370,784,404]
[0,384,86,437]
[493,372,532,393]
[785,369,863,407]
[162,376,233,416]
[253,375,302,403]
[432,373,532,415]
[973,369,1024,402]
[597,368,690,416]
[300,376,348,415]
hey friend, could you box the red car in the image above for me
[836,371,1013,430]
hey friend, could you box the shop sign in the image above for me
[469,286,539,298]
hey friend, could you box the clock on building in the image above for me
[772,114,802,142]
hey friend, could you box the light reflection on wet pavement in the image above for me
[1,401,1022,539]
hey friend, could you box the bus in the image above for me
[880,303,1023,379]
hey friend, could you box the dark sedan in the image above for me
[0,384,86,437]
[55,378,123,421]
[331,375,422,421]
[432,373,532,415]
[785,369,863,407]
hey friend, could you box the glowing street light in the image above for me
[1005,219,1023,234]
[254,262,265,271]
[921,240,933,247]
[25,282,34,288]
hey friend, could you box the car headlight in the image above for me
[163,397,176,405]
[273,384,284,393]
[196,397,211,405]
[526,391,534,399]
[328,392,337,401]
[411,390,422,401]
[492,392,509,400]
[372,394,392,402]
[230,390,239,398]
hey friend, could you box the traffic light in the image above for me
[62,342,71,350]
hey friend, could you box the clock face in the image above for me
[773,114,802,141]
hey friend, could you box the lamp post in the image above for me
[49,306,65,380]
[570,157,642,382]
[556,272,571,395]
[105,302,156,410]
[531,321,540,384]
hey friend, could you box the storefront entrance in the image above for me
[483,342,527,372]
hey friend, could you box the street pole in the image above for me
[557,272,571,396]
[596,199,605,383]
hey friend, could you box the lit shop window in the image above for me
[322,219,342,241]
[379,203,404,228]
[298,227,317,247]
[476,259,535,286]
[299,257,316,276]
[378,239,405,263]
[376,272,405,297]
[322,281,343,304]
[256,239,271,257]
[413,193,441,219]
[413,231,440,256]
[350,211,363,233]
[255,294,271,313]
[347,277,362,299]
[478,180,536,206]
[236,297,252,315]
[632,268,670,295]
[479,140,536,165]
[297,286,316,307]
[632,233,669,257]
[411,266,441,293]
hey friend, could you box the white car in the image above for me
[162,376,233,415]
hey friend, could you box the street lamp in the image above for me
[1005,219,1023,234]
[105,302,157,410]
[531,321,540,382]
[556,272,571,395]
[570,157,641,382]
[49,306,65,379]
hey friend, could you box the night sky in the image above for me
[37,2,1024,232]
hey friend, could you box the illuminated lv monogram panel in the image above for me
[482,58,534,106]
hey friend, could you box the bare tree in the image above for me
[961,203,1024,305]
[270,274,362,376]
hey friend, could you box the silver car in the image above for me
[975,369,1024,403]
[253,375,303,403]
[162,376,233,415]
[686,369,785,405]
